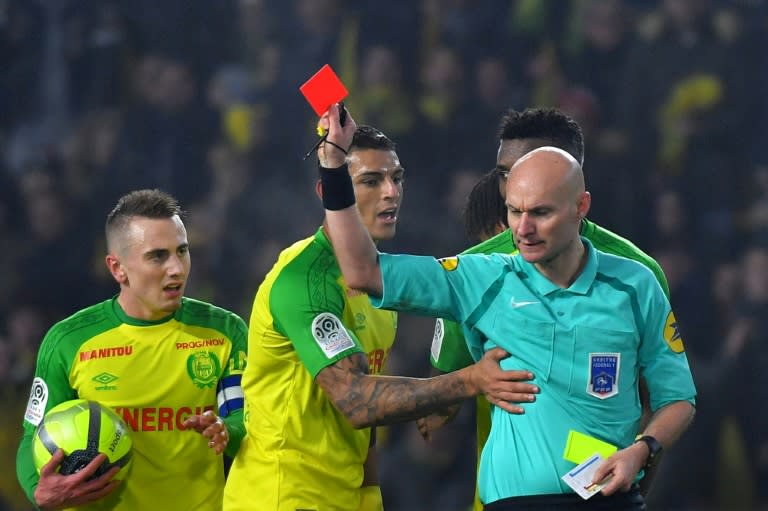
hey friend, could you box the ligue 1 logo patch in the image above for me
[431,318,444,361]
[587,353,620,399]
[311,312,356,358]
[25,377,49,426]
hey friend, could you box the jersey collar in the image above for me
[315,226,333,252]
[516,237,598,296]
[569,238,598,295]
[110,296,181,326]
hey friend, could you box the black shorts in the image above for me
[484,485,646,511]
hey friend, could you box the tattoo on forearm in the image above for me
[315,353,471,428]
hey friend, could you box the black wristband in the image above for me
[319,163,355,210]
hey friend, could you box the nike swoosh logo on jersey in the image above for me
[510,297,541,309]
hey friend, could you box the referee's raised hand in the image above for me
[318,103,356,169]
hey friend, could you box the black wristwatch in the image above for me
[634,434,663,468]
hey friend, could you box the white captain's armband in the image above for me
[311,312,355,358]
[217,375,244,417]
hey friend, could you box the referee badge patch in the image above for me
[587,353,620,399]
[311,312,356,358]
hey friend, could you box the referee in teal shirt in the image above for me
[372,241,695,506]
[315,105,696,511]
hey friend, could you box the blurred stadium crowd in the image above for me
[0,0,767,509]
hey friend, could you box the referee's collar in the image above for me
[517,237,598,296]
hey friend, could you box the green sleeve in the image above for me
[16,431,39,507]
[220,315,247,457]
[270,256,364,378]
[430,319,474,372]
[222,314,248,378]
[28,328,80,419]
[222,409,245,457]
[16,324,81,507]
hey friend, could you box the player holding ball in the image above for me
[16,189,248,511]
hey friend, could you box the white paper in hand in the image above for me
[561,453,609,500]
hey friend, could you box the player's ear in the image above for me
[106,254,127,284]
[315,179,323,201]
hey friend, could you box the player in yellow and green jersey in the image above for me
[224,121,537,511]
[16,189,248,511]
[423,108,672,511]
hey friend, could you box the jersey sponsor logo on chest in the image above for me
[114,405,215,432]
[79,345,133,362]
[176,338,226,350]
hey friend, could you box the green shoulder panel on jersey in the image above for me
[462,229,516,255]
[269,228,346,337]
[580,220,670,299]
[18,302,112,497]
[177,297,248,344]
[266,228,364,378]
[35,299,124,386]
[177,297,248,376]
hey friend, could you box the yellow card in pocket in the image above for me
[563,430,617,464]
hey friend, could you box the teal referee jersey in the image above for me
[373,239,696,504]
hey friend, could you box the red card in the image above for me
[299,64,348,117]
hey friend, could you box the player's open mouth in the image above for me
[376,208,397,224]
[164,284,183,296]
[378,208,397,222]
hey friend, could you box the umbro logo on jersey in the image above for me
[509,297,541,309]
[93,372,119,391]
